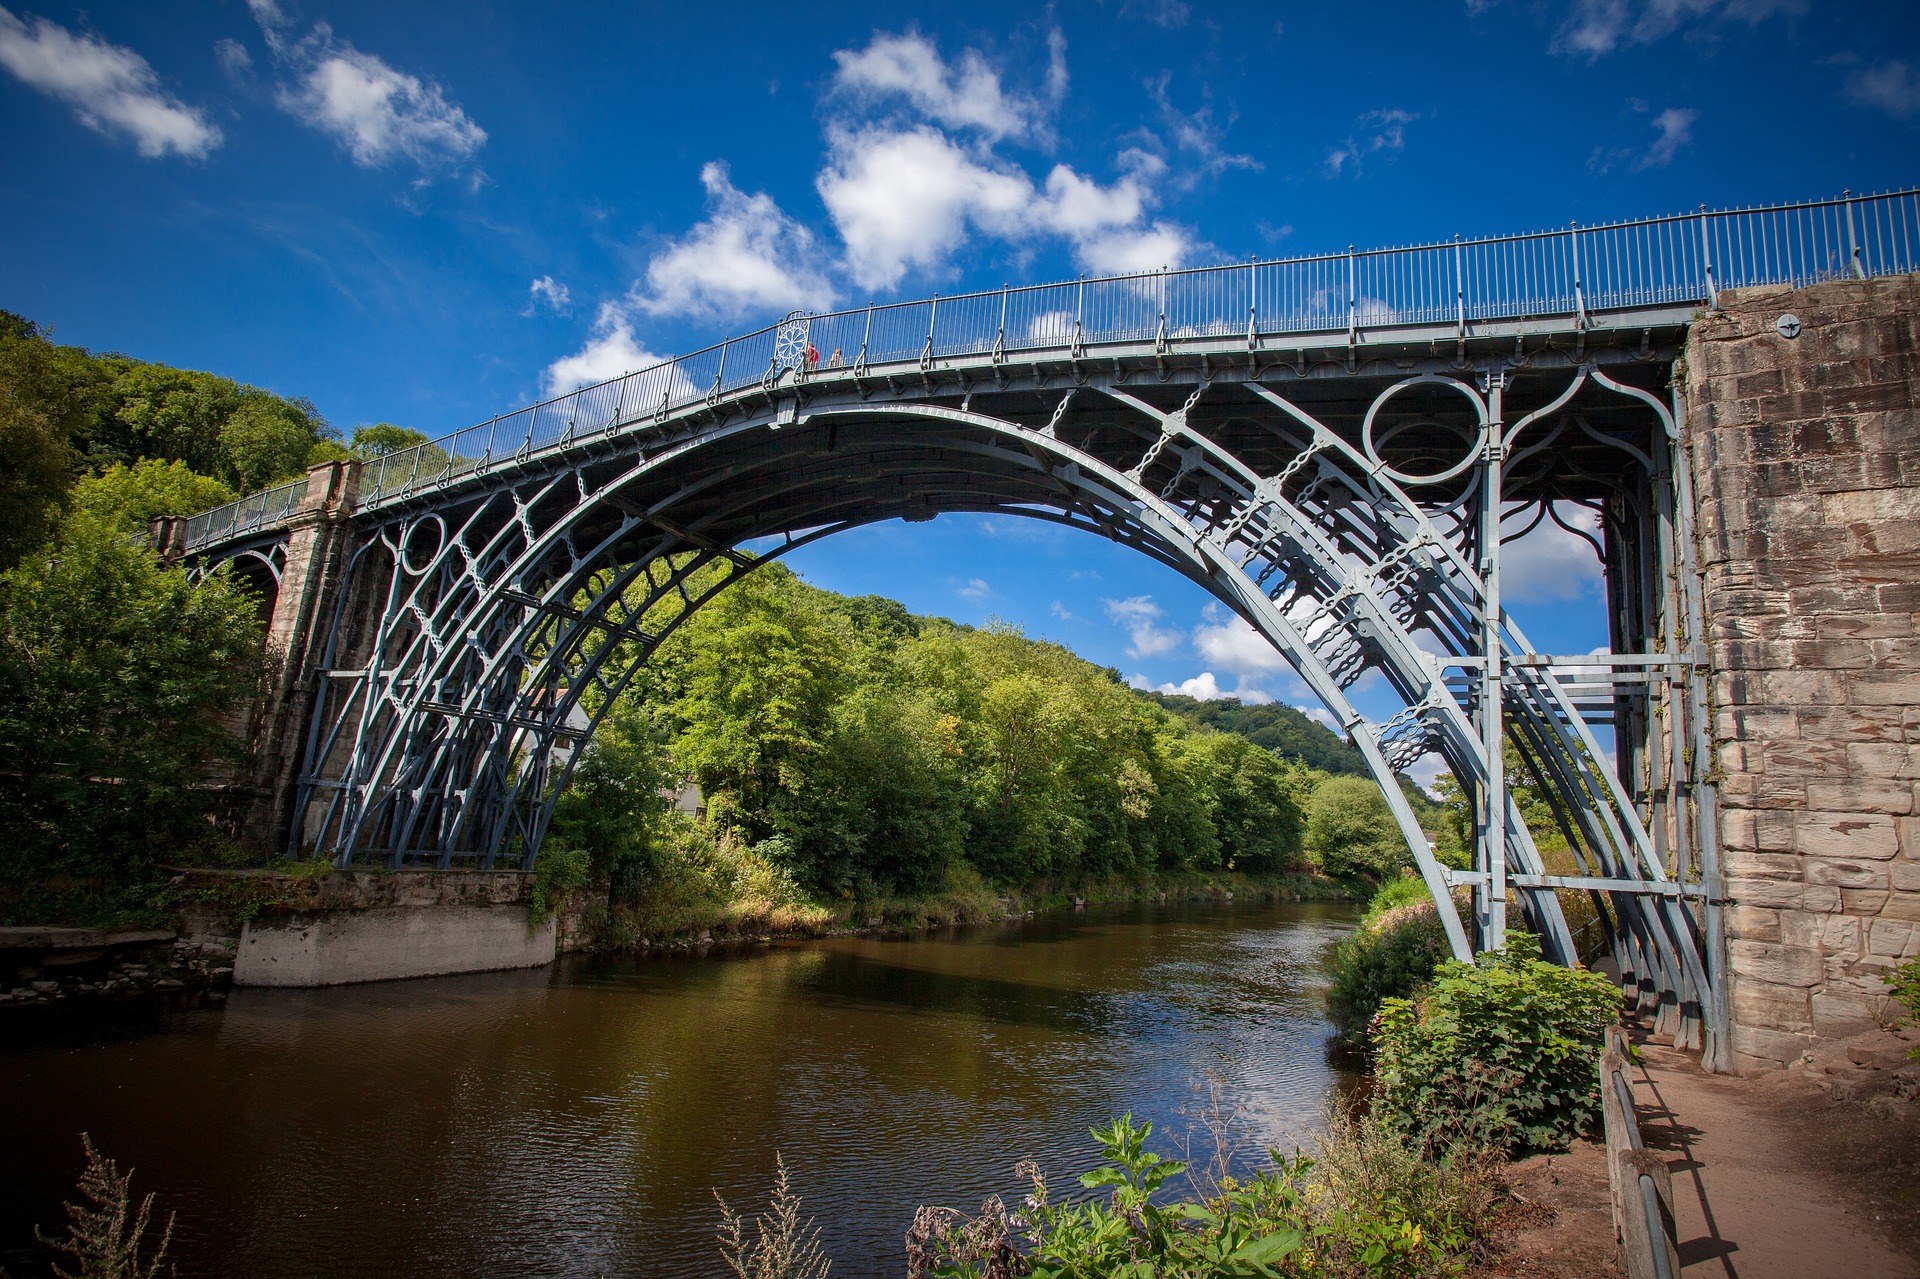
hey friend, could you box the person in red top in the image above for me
[805,341,820,369]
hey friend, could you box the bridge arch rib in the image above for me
[272,361,1714,1060]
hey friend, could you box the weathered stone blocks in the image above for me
[1686,274,1920,1072]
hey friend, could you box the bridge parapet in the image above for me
[1683,273,1920,1072]
[173,189,1920,555]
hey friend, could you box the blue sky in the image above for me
[3,0,1916,774]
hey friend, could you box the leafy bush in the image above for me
[1888,958,1920,1058]
[1325,880,1450,1049]
[0,517,265,922]
[909,1111,1499,1278]
[1304,777,1410,882]
[35,1133,174,1279]
[1372,932,1620,1158]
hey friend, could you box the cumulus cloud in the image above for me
[1499,504,1604,603]
[543,301,673,398]
[830,29,1060,141]
[957,577,991,601]
[525,275,571,316]
[1104,595,1183,659]
[1050,600,1075,621]
[1552,0,1803,59]
[1324,108,1415,178]
[251,6,484,170]
[1848,61,1920,120]
[818,123,1185,289]
[635,162,836,320]
[819,124,1020,291]
[1193,612,1295,678]
[816,30,1190,287]
[0,8,222,158]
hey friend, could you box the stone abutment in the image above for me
[1684,274,1920,1073]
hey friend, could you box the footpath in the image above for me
[1625,1027,1920,1279]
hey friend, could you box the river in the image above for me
[1,899,1360,1277]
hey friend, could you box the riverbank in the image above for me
[584,862,1361,953]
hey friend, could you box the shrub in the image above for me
[1324,884,1450,1050]
[909,1111,1499,1278]
[1372,932,1620,1158]
[1304,777,1410,882]
[1888,958,1920,1058]
[35,1134,174,1279]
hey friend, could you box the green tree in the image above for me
[0,515,265,918]
[69,459,233,536]
[546,696,675,904]
[0,376,71,570]
[666,568,846,836]
[1304,775,1412,881]
[348,423,432,457]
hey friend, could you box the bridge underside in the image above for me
[201,322,1721,1064]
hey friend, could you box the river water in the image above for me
[1,900,1359,1278]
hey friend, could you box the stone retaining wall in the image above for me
[1682,274,1920,1073]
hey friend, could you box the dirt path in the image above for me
[1629,1036,1920,1279]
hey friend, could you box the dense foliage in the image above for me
[1372,933,1620,1158]
[906,1111,1502,1278]
[1324,878,1451,1050]
[0,512,265,920]
[0,310,367,922]
[548,564,1362,911]
[0,310,334,552]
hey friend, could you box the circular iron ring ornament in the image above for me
[398,512,448,577]
[1361,374,1490,486]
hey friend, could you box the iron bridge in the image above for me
[168,188,1920,1070]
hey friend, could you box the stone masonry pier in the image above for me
[1684,274,1920,1073]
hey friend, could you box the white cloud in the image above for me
[1590,103,1698,173]
[256,12,484,170]
[1553,0,1803,59]
[544,301,673,398]
[957,577,991,601]
[1294,703,1341,731]
[1193,613,1294,678]
[1499,504,1604,603]
[1078,223,1193,275]
[818,124,1033,291]
[1324,108,1415,178]
[1050,600,1075,621]
[1403,751,1447,796]
[1104,595,1183,658]
[525,275,572,316]
[1641,107,1696,167]
[831,30,1052,141]
[1848,61,1920,120]
[0,8,222,158]
[1129,670,1273,704]
[818,124,1188,289]
[214,37,252,79]
[1146,75,1260,188]
[633,162,836,320]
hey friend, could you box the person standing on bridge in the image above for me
[828,347,843,368]
[805,341,820,371]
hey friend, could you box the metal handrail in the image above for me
[177,187,1918,550]
[179,474,307,549]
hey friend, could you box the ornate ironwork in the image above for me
[164,188,1920,1071]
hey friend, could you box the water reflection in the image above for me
[1,900,1358,1278]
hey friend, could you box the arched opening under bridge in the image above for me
[261,361,1711,1062]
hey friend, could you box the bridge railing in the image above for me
[180,473,307,549]
[179,187,1919,548]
